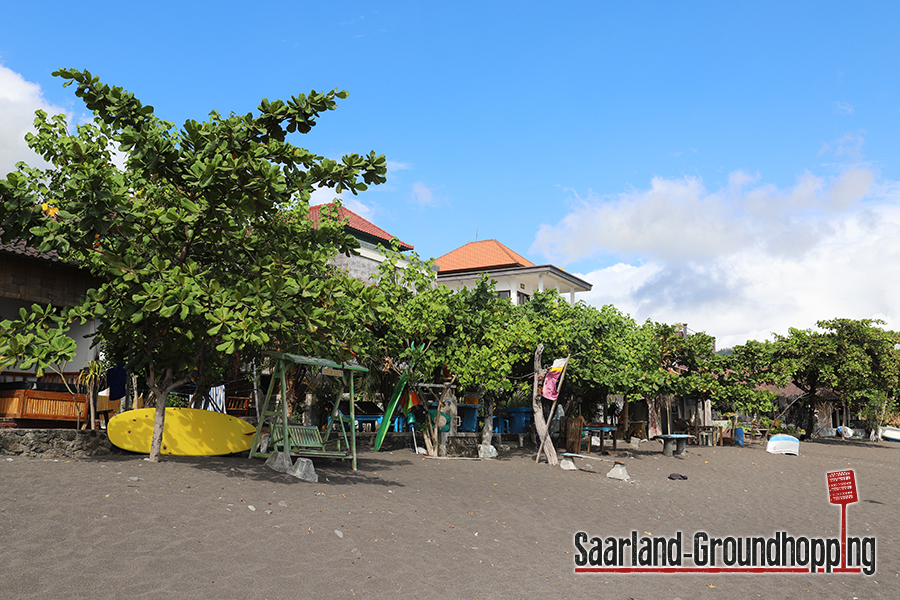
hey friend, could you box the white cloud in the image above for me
[387,160,412,172]
[827,166,874,209]
[309,185,346,206]
[728,169,757,188]
[410,181,438,207]
[834,101,854,115]
[541,167,900,348]
[533,168,878,264]
[532,175,751,263]
[308,184,377,220]
[340,197,376,219]
[0,65,72,177]
[830,132,866,161]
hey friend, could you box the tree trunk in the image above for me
[531,344,559,466]
[481,394,494,447]
[421,419,436,456]
[191,384,211,409]
[842,399,849,434]
[131,374,139,410]
[436,381,456,456]
[252,360,261,422]
[149,390,167,461]
[803,391,817,441]
[147,364,187,462]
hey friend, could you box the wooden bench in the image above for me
[268,425,351,459]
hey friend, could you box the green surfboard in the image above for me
[373,371,409,452]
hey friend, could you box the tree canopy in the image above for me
[0,69,386,460]
[770,319,900,436]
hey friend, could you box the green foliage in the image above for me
[0,304,77,377]
[445,277,521,394]
[366,241,450,376]
[365,249,778,420]
[78,359,105,390]
[714,340,781,414]
[854,389,896,432]
[771,319,900,434]
[0,69,387,459]
[817,318,900,401]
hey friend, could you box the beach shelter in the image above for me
[248,351,368,470]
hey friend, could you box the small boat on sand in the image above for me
[766,434,800,455]
[879,425,900,442]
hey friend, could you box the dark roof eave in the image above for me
[0,239,66,265]
[351,229,414,251]
[436,264,592,292]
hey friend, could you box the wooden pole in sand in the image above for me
[530,345,556,465]
[534,352,569,464]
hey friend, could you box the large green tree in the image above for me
[714,339,780,415]
[817,318,900,432]
[561,303,641,407]
[0,69,385,460]
[772,319,900,438]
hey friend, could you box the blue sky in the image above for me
[3,2,900,348]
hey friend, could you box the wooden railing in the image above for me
[0,371,82,385]
[0,372,89,422]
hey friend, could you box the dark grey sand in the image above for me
[1,438,897,599]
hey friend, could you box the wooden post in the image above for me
[531,344,559,466]
[349,371,357,470]
[535,354,569,462]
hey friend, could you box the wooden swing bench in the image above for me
[268,424,351,460]
[249,351,369,469]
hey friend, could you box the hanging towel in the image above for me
[541,358,568,401]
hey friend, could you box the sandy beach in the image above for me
[1,437,897,600]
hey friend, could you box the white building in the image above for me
[434,239,591,305]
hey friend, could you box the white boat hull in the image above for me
[880,425,900,442]
[766,434,800,455]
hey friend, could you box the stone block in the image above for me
[264,451,293,473]
[606,462,630,481]
[559,457,577,470]
[287,457,318,482]
[477,444,497,459]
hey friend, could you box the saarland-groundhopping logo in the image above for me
[573,470,876,575]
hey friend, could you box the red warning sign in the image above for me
[827,470,858,505]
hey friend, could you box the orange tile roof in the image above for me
[308,203,413,250]
[435,239,535,273]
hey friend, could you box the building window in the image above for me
[497,290,511,301]
[517,291,530,305]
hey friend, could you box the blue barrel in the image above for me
[458,405,480,432]
[501,407,534,433]
[734,427,744,446]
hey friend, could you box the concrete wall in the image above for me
[329,244,411,285]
